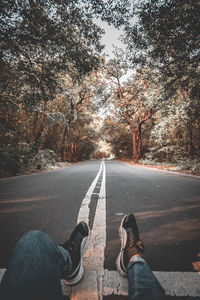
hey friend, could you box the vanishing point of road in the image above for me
[0,160,200,299]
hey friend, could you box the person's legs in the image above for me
[0,221,90,300]
[116,213,165,300]
[0,230,69,300]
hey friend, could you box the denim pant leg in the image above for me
[127,255,165,300]
[0,230,72,300]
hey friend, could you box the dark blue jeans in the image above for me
[0,230,71,300]
[0,231,165,300]
[127,255,165,300]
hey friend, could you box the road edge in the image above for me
[119,160,200,179]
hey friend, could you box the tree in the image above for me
[101,117,132,159]
[0,0,109,176]
[123,0,200,98]
[115,0,200,163]
[0,0,105,109]
[101,58,162,162]
[0,0,106,157]
[25,70,100,161]
[146,89,200,162]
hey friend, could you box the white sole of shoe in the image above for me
[116,214,128,277]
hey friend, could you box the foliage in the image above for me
[100,58,163,161]
[0,0,106,176]
[101,117,132,159]
[93,151,110,159]
[1,0,199,177]
[0,0,104,111]
[144,90,200,162]
[100,0,200,165]
[123,0,200,98]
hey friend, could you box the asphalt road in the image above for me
[0,159,200,276]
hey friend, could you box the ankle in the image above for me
[126,248,141,261]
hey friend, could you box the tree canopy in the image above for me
[0,0,105,112]
[0,0,200,177]
[123,0,200,98]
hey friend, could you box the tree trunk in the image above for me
[74,142,77,162]
[187,121,194,158]
[131,128,138,162]
[137,124,143,159]
[33,114,46,148]
[61,123,69,161]
[131,126,143,163]
[32,111,38,144]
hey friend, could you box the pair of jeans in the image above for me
[0,231,165,300]
[0,230,71,300]
[127,255,165,300]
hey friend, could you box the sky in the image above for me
[94,19,135,82]
[94,19,125,58]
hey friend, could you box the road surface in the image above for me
[0,160,200,299]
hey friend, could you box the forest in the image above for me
[0,0,199,178]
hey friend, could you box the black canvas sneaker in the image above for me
[116,213,144,277]
[62,221,90,285]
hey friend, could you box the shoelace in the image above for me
[135,240,145,253]
[122,230,136,251]
[122,231,144,254]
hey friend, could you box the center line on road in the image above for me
[76,160,103,225]
[71,160,106,300]
[90,160,106,299]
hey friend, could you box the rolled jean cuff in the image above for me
[127,255,145,270]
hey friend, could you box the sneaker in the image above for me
[116,213,144,277]
[62,221,90,285]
